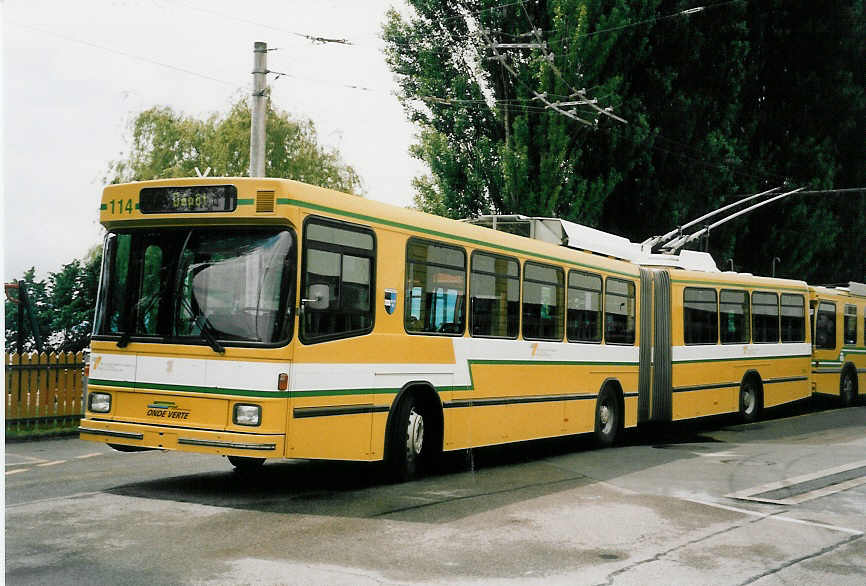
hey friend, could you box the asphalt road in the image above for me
[6,402,866,585]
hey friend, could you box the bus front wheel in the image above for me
[386,394,426,482]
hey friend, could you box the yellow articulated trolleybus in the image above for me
[79,178,813,479]
[809,282,866,405]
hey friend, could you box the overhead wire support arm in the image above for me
[518,5,627,126]
[480,28,595,127]
[643,186,781,251]
[661,187,805,253]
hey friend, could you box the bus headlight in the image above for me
[233,404,261,426]
[88,392,112,413]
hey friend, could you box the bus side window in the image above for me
[781,294,806,342]
[567,270,602,343]
[605,278,635,345]
[523,262,564,341]
[470,252,519,338]
[301,217,375,343]
[752,291,779,343]
[815,301,836,349]
[405,238,466,335]
[684,287,718,345]
[720,289,749,343]
[843,304,857,345]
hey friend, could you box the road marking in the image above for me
[771,515,864,536]
[726,459,866,505]
[5,454,50,466]
[6,468,30,476]
[686,499,864,536]
[36,460,67,467]
[75,453,103,459]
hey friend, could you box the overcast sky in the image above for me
[2,0,425,280]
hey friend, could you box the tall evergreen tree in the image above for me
[384,0,865,282]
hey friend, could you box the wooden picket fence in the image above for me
[5,351,86,436]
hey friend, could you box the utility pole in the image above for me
[249,41,268,177]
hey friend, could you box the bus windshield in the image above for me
[93,228,296,347]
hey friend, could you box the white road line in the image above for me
[75,453,103,459]
[6,468,30,476]
[5,455,50,466]
[771,515,864,536]
[36,460,67,467]
[685,499,770,518]
[726,459,866,505]
[686,498,864,536]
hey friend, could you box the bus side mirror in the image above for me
[302,283,330,310]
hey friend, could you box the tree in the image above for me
[4,248,102,354]
[384,1,865,282]
[106,97,362,194]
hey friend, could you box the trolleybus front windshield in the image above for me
[93,228,296,347]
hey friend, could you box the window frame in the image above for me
[751,291,780,344]
[566,269,603,344]
[843,304,858,345]
[719,289,750,344]
[469,250,520,340]
[92,227,298,349]
[814,301,837,350]
[780,293,806,343]
[604,277,637,346]
[521,261,565,342]
[683,287,719,346]
[299,215,376,345]
[403,237,467,337]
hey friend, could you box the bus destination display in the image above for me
[139,185,238,214]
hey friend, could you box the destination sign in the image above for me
[139,185,237,214]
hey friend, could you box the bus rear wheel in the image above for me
[840,370,857,407]
[594,387,620,447]
[739,379,761,423]
[228,456,265,471]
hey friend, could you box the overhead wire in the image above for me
[8,21,240,88]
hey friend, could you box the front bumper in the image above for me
[79,418,284,457]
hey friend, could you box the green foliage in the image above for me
[106,97,362,194]
[384,0,865,282]
[5,247,102,353]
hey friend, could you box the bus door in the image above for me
[288,216,378,460]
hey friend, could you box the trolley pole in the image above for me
[249,41,268,177]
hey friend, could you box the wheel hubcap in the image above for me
[599,401,613,433]
[843,375,854,401]
[743,387,755,414]
[406,408,424,457]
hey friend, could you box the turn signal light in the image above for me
[277,372,288,391]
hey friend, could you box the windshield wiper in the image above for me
[179,296,225,354]
[117,330,131,348]
[195,313,225,354]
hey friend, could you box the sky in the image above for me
[2,0,425,280]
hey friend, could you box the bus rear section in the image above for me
[809,283,866,405]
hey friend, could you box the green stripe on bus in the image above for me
[88,358,638,399]
[673,354,811,365]
[237,198,255,205]
[276,198,640,279]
